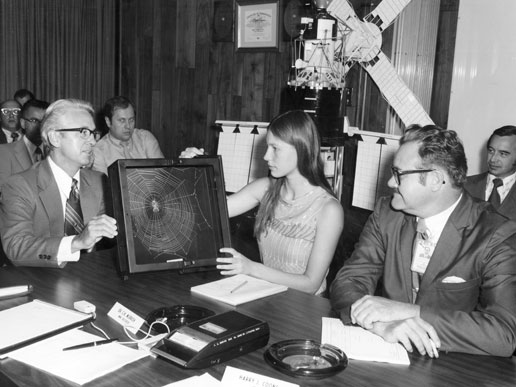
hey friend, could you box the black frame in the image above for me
[108,157,231,279]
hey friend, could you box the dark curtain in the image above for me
[0,0,117,110]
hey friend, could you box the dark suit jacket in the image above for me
[0,131,7,144]
[330,193,516,356]
[0,158,107,268]
[0,140,33,191]
[465,172,516,220]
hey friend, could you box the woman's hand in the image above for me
[217,247,256,275]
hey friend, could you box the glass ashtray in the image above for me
[264,339,348,379]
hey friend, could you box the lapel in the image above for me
[0,131,7,144]
[13,140,33,170]
[400,215,417,301]
[420,194,470,287]
[37,159,64,236]
[499,178,516,214]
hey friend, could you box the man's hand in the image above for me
[370,317,441,358]
[351,295,420,329]
[179,147,204,159]
[71,215,118,252]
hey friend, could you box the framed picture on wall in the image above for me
[235,0,280,51]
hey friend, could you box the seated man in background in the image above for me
[92,96,164,174]
[0,99,117,267]
[13,88,35,107]
[465,125,516,219]
[330,125,516,357]
[0,99,49,191]
[0,99,23,144]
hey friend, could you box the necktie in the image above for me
[488,178,503,209]
[11,132,19,142]
[411,219,429,303]
[64,178,84,236]
[34,147,43,162]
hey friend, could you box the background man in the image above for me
[465,125,516,219]
[330,126,516,357]
[0,99,49,191]
[0,99,22,144]
[92,96,164,174]
[0,99,117,267]
[13,88,35,106]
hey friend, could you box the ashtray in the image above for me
[145,305,215,333]
[264,339,348,379]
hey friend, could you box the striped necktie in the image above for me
[64,178,84,235]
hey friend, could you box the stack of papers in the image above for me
[321,317,410,365]
[191,274,288,306]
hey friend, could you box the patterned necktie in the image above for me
[488,178,503,209]
[34,146,43,162]
[11,132,19,142]
[64,178,84,235]
[411,219,429,303]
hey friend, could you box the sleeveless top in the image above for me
[257,186,337,295]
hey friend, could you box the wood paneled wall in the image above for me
[120,0,291,158]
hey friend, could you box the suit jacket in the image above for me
[330,193,516,356]
[465,172,516,220]
[0,130,8,144]
[0,158,107,268]
[0,140,33,191]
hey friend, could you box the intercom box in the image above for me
[151,310,269,369]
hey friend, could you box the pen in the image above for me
[0,285,33,300]
[62,338,118,351]
[230,280,248,293]
[429,339,439,358]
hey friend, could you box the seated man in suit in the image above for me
[464,125,516,219]
[0,99,118,267]
[330,125,516,357]
[92,96,164,175]
[0,99,23,144]
[0,99,49,191]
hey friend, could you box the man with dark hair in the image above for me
[92,96,163,174]
[13,89,35,106]
[330,125,516,357]
[0,99,22,144]
[465,125,516,219]
[0,99,50,191]
[0,99,117,267]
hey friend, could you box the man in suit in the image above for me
[0,99,23,144]
[465,125,516,219]
[0,99,118,267]
[0,99,49,191]
[330,126,516,357]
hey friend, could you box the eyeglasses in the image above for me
[391,167,435,185]
[21,117,41,124]
[54,127,102,140]
[1,108,21,116]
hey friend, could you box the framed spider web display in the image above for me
[108,157,231,278]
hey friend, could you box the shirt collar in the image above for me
[48,156,81,199]
[487,171,516,186]
[420,194,462,241]
[23,135,37,154]
[107,132,133,147]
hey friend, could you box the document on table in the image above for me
[321,317,410,365]
[191,274,287,306]
[7,328,148,385]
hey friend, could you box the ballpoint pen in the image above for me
[230,280,248,294]
[62,338,118,351]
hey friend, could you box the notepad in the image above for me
[0,299,94,356]
[321,317,410,365]
[191,274,288,306]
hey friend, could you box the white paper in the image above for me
[221,366,299,387]
[321,317,410,365]
[8,329,148,385]
[162,373,220,387]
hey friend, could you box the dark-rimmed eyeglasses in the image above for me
[21,117,41,124]
[54,127,102,140]
[1,108,21,116]
[391,167,435,185]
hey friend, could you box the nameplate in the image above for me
[107,302,145,334]
[221,366,299,387]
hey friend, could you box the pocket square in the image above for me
[442,276,466,283]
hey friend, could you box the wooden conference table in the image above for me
[0,249,514,387]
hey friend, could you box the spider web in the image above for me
[126,167,217,263]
